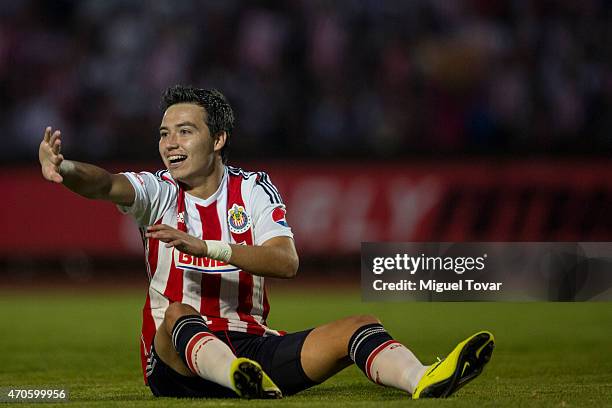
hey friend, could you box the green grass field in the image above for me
[1,289,611,407]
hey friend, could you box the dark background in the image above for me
[2,0,610,162]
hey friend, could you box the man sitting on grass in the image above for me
[39,85,494,399]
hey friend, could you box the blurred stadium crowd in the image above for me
[1,0,610,162]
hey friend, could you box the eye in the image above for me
[180,128,192,135]
[159,131,168,138]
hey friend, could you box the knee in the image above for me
[163,302,200,332]
[348,314,380,329]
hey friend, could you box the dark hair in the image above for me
[161,85,235,163]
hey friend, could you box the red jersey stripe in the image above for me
[196,202,224,329]
[227,174,261,329]
[161,187,186,302]
[141,293,156,384]
[146,219,162,280]
[226,174,253,246]
[161,173,176,185]
[163,254,184,302]
[237,272,257,323]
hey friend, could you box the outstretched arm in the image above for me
[145,224,299,279]
[39,126,135,206]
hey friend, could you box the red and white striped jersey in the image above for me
[118,165,293,381]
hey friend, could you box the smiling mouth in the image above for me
[168,155,187,167]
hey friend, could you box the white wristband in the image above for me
[205,240,232,263]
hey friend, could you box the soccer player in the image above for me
[38,85,494,399]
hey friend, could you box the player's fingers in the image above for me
[48,130,61,148]
[39,140,49,160]
[51,172,63,183]
[165,240,183,248]
[146,231,174,242]
[40,135,52,153]
[49,130,61,150]
[43,165,62,183]
[43,127,52,143]
[48,131,57,145]
[147,224,174,232]
[51,154,63,165]
[51,138,62,155]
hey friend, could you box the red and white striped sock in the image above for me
[366,341,429,394]
[185,332,237,390]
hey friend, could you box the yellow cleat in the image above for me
[230,357,283,399]
[412,331,494,399]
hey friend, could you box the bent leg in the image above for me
[153,302,238,390]
[153,302,200,376]
[152,302,281,399]
[301,314,380,382]
[301,314,428,394]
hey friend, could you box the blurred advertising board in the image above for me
[3,161,611,258]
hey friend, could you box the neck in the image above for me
[182,161,225,200]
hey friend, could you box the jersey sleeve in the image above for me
[250,172,294,246]
[116,171,177,226]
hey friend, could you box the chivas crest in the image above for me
[228,204,251,234]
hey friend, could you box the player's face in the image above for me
[159,103,218,184]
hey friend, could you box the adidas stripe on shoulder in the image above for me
[227,166,283,205]
[155,170,176,185]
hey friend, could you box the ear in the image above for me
[213,131,227,153]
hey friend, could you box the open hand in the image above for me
[145,224,208,257]
[39,126,64,183]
